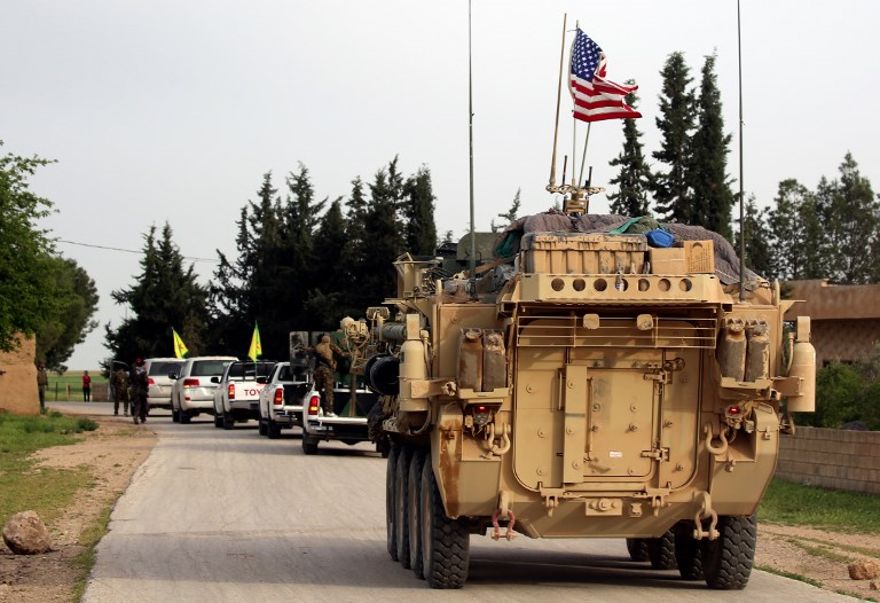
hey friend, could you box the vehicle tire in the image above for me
[420,454,469,589]
[408,447,428,579]
[222,412,235,430]
[648,529,677,570]
[171,404,180,423]
[376,438,390,458]
[268,423,281,439]
[626,538,650,562]
[674,523,704,580]
[258,419,268,436]
[395,446,413,569]
[179,409,191,424]
[386,444,400,561]
[214,414,223,428]
[301,435,319,455]
[701,515,757,590]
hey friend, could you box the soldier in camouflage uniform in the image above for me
[129,357,148,424]
[112,367,130,416]
[312,334,345,417]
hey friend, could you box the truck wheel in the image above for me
[179,410,191,424]
[626,538,650,562]
[701,515,756,590]
[674,524,704,580]
[420,455,469,589]
[214,414,223,428]
[268,424,281,439]
[222,412,235,430]
[648,530,677,570]
[301,436,319,455]
[395,446,413,569]
[258,419,268,436]
[408,448,428,579]
[171,406,180,423]
[386,444,400,561]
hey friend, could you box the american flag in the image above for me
[569,28,641,123]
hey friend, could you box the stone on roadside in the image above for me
[2,510,52,555]
[870,580,878,590]
[847,560,879,580]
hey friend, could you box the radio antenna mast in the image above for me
[468,0,476,273]
[737,0,746,300]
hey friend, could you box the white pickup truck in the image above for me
[212,360,276,429]
[257,362,312,439]
[300,378,385,455]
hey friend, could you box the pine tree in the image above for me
[357,160,405,307]
[492,189,522,232]
[607,87,652,216]
[689,54,734,238]
[735,197,773,278]
[106,224,208,362]
[305,198,348,328]
[402,166,437,255]
[652,52,695,224]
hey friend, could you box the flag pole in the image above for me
[578,122,592,185]
[737,0,746,301]
[468,0,476,273]
[571,20,578,187]
[547,13,567,191]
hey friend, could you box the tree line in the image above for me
[105,157,437,362]
[607,51,880,284]
[0,142,99,371]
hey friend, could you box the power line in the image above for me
[55,239,219,263]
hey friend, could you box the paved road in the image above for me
[51,402,846,602]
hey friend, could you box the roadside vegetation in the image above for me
[760,478,880,534]
[0,410,98,525]
[44,370,108,402]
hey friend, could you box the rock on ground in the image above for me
[847,560,878,581]
[2,511,52,555]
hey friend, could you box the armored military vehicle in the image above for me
[347,190,815,590]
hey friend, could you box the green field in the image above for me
[46,370,107,402]
[760,478,880,534]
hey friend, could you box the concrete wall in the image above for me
[0,335,39,415]
[777,426,880,495]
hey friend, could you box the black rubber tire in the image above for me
[213,414,223,428]
[222,412,235,430]
[301,435,319,455]
[258,419,268,436]
[179,410,191,424]
[420,454,469,589]
[268,423,281,439]
[648,530,678,570]
[701,515,757,590]
[377,439,390,458]
[626,538,650,562]
[395,446,413,569]
[674,523,704,580]
[171,405,180,423]
[408,448,428,579]
[386,444,400,561]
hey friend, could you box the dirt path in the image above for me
[0,417,156,603]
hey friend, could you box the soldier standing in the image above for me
[112,366,130,416]
[129,357,148,424]
[36,362,48,412]
[312,334,345,418]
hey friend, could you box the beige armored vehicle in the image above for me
[346,192,815,590]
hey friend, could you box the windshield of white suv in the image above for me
[148,361,184,376]
[191,360,232,377]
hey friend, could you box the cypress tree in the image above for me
[305,198,348,328]
[652,52,695,224]
[735,197,773,278]
[690,54,734,238]
[358,161,404,307]
[607,87,652,216]
[402,166,437,255]
[282,164,325,329]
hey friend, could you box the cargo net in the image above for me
[494,212,759,286]
[516,314,717,350]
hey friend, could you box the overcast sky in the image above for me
[3,0,878,368]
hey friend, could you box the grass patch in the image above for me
[0,412,98,526]
[46,370,107,402]
[760,478,880,534]
[71,506,112,601]
[756,563,823,588]
[786,538,855,564]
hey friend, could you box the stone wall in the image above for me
[0,335,39,415]
[777,426,880,495]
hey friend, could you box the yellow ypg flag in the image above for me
[172,328,189,359]
[248,322,262,361]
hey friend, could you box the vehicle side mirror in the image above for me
[256,377,267,385]
[168,373,178,380]
[210,376,220,384]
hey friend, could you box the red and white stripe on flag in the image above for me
[569,57,642,123]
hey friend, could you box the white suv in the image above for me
[212,360,275,429]
[144,358,185,410]
[170,356,237,424]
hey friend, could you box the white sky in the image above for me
[3,0,877,368]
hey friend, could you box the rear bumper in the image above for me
[304,417,369,440]
[180,398,214,412]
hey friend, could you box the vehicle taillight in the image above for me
[183,378,200,387]
[472,404,493,427]
[727,404,742,416]
[227,383,235,400]
[307,395,320,416]
[273,387,284,406]
[147,377,155,385]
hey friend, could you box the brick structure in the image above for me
[778,427,880,494]
[0,334,39,415]
[785,280,880,366]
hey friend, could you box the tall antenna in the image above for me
[468,0,476,273]
[547,13,567,190]
[737,0,745,300]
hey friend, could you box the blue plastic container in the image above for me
[646,229,675,248]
